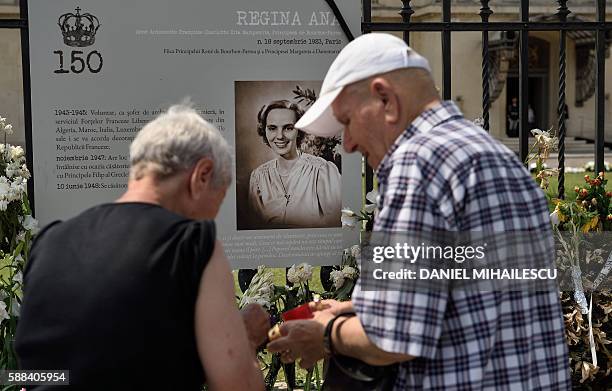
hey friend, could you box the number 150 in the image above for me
[54,50,103,74]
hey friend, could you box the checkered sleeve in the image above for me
[353,288,448,360]
[354,146,451,359]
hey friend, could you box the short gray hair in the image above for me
[129,104,232,188]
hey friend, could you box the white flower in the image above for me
[341,208,355,217]
[341,208,358,229]
[22,215,39,235]
[531,128,548,137]
[13,271,22,285]
[239,266,274,309]
[366,190,379,205]
[10,298,20,317]
[0,302,9,324]
[350,245,361,258]
[287,263,313,284]
[241,295,271,308]
[330,270,345,289]
[4,124,13,135]
[8,177,27,201]
[5,161,20,179]
[20,164,31,179]
[473,118,485,127]
[550,210,560,226]
[10,145,24,160]
[364,190,380,214]
[16,230,26,242]
[333,143,343,156]
[342,266,358,279]
[364,203,377,213]
[0,176,10,197]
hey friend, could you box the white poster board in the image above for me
[28,0,362,267]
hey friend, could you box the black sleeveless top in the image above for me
[15,203,215,390]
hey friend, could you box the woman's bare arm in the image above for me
[194,240,264,391]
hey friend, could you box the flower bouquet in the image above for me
[0,115,38,373]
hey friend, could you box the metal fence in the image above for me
[362,0,611,199]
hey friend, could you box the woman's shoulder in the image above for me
[299,153,330,169]
[251,159,276,176]
[300,153,340,175]
[250,160,277,186]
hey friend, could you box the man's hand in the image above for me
[240,303,270,349]
[267,311,334,369]
[310,299,353,315]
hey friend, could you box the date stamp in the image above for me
[0,370,70,386]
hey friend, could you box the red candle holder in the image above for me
[281,303,313,321]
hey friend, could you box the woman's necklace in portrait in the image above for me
[279,172,291,205]
[276,153,300,206]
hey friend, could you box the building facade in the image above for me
[374,0,612,145]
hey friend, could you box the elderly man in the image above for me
[16,105,267,390]
[268,34,570,390]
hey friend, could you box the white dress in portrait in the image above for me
[248,153,341,228]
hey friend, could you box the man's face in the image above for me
[331,87,386,168]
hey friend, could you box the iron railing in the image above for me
[363,0,611,199]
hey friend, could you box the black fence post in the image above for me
[519,0,530,163]
[595,0,606,174]
[479,0,493,132]
[556,0,571,199]
[19,0,34,214]
[442,0,451,100]
[400,0,415,45]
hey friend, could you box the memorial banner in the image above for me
[28,0,361,267]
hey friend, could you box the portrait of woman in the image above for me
[247,99,341,229]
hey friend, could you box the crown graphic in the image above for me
[58,7,100,47]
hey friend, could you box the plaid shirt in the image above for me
[352,101,570,390]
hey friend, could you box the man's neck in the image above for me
[401,98,442,131]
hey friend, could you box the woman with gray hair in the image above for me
[15,105,267,390]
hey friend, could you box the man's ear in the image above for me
[189,157,215,198]
[370,77,400,125]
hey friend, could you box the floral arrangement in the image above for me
[525,128,558,189]
[545,164,612,385]
[0,115,38,371]
[340,189,378,230]
[293,85,342,171]
[240,256,359,391]
[239,191,373,390]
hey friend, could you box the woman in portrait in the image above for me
[248,100,341,229]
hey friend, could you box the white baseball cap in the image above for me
[296,33,431,137]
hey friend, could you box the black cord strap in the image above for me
[323,312,356,356]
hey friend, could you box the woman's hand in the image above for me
[267,310,334,369]
[241,303,270,349]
